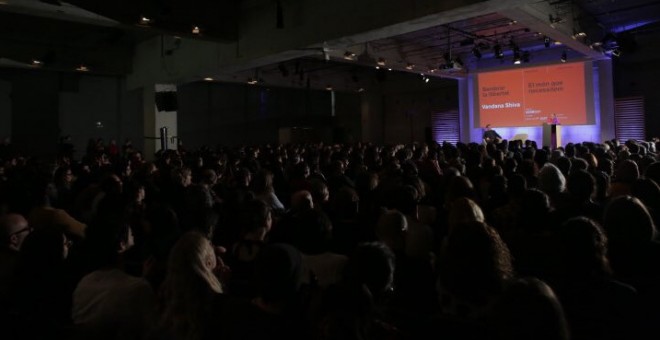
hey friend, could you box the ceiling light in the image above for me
[424,77,430,83]
[405,63,415,70]
[139,16,152,25]
[554,41,563,45]
[247,78,258,85]
[192,26,201,34]
[325,85,333,91]
[357,87,365,93]
[561,51,567,62]
[377,57,386,66]
[375,66,380,70]
[509,20,517,25]
[76,65,89,72]
[343,51,356,60]
[387,68,392,71]
[32,60,43,66]
[203,77,214,81]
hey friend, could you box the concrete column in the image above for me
[597,59,615,142]
[360,88,384,144]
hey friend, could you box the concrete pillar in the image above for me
[597,59,615,142]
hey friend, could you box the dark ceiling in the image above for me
[0,0,658,79]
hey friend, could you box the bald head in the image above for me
[1,214,30,251]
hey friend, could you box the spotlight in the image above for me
[192,26,201,34]
[544,36,551,48]
[343,51,356,60]
[31,59,43,66]
[561,51,567,62]
[139,16,152,25]
[247,78,258,85]
[377,58,386,67]
[325,85,333,91]
[203,77,214,81]
[76,65,89,72]
[387,68,392,71]
[425,77,430,83]
[405,63,415,70]
[472,47,482,60]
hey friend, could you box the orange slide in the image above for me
[478,62,587,127]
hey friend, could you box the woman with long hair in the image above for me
[155,232,225,340]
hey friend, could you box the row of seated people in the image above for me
[0,137,659,340]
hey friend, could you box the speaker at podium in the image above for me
[543,123,561,149]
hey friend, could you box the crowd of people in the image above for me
[1,135,659,340]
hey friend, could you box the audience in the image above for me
[0,136,657,340]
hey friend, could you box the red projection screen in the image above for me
[475,62,594,127]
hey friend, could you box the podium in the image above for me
[542,123,561,149]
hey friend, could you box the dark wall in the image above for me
[9,72,60,158]
[177,82,359,148]
[360,72,459,144]
[614,58,660,139]
[0,69,143,160]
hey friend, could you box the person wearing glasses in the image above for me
[0,214,31,309]
[1,214,31,252]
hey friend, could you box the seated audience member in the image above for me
[562,169,602,222]
[28,178,86,238]
[252,169,285,212]
[392,185,433,261]
[72,215,155,340]
[603,196,660,333]
[220,244,310,340]
[316,242,400,340]
[0,214,30,310]
[631,178,660,226]
[438,221,514,319]
[550,217,638,340]
[11,227,73,339]
[447,197,485,233]
[154,232,228,340]
[482,124,502,144]
[227,199,272,297]
[486,278,569,340]
[609,159,639,197]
